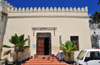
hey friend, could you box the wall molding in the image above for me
[7,7,88,13]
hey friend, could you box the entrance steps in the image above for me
[21,56,67,65]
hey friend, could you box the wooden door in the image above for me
[37,33,51,55]
[37,37,44,55]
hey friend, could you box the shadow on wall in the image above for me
[12,48,31,62]
[63,52,75,61]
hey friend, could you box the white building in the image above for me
[1,0,91,62]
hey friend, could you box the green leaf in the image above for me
[3,50,11,56]
[15,34,18,39]
[9,39,12,44]
[59,40,77,57]
[98,0,100,5]
[23,46,30,49]
[15,43,25,47]
[65,41,72,49]
[59,44,67,51]
[23,38,28,43]
[9,36,18,45]
[3,45,12,48]
[18,34,24,43]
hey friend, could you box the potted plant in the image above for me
[59,41,77,65]
[3,34,30,65]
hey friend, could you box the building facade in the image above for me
[1,1,92,62]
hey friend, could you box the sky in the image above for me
[5,0,100,15]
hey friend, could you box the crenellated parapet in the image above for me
[5,1,88,13]
[7,6,88,13]
[5,1,88,18]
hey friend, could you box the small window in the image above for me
[70,36,79,50]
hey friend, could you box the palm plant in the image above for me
[3,34,30,65]
[59,41,77,62]
[90,0,100,22]
[98,0,100,5]
[89,11,100,22]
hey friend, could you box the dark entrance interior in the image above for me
[37,33,51,55]
[44,38,49,55]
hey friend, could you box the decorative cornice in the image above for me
[7,6,88,13]
[8,16,88,18]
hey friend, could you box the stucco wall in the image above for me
[2,16,91,61]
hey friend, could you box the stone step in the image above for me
[21,56,67,65]
[33,58,56,59]
[26,61,62,63]
[35,57,55,59]
[25,62,63,63]
[22,63,67,65]
[29,59,57,61]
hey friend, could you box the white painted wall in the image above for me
[2,16,91,61]
[0,1,91,61]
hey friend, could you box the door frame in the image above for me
[36,33,51,55]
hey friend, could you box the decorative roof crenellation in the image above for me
[5,1,88,13]
[7,6,88,13]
